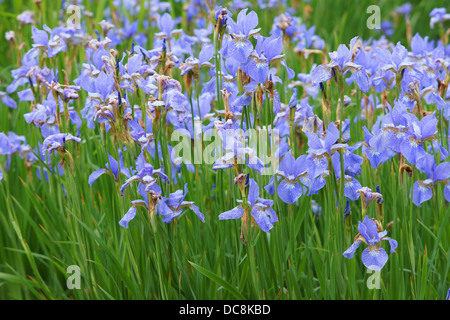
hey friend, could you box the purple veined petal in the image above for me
[189,204,205,223]
[343,241,362,259]
[106,154,120,179]
[88,168,108,186]
[153,169,169,184]
[155,198,171,216]
[277,179,302,204]
[361,215,379,240]
[411,33,425,56]
[120,175,141,196]
[69,111,82,130]
[305,132,325,155]
[243,10,259,37]
[309,173,328,195]
[0,133,11,155]
[324,122,340,151]
[369,130,394,153]
[212,152,234,170]
[264,37,283,62]
[18,88,35,102]
[361,247,388,271]
[382,237,398,253]
[400,137,424,165]
[412,180,433,207]
[247,59,269,84]
[92,46,109,71]
[135,151,147,171]
[1,94,17,109]
[420,112,438,140]
[294,154,310,178]
[145,180,162,195]
[433,162,450,182]
[344,177,362,201]
[278,151,295,177]
[0,167,3,181]
[228,37,253,64]
[391,42,408,68]
[363,145,389,168]
[219,205,244,220]
[354,67,370,93]
[264,175,276,195]
[236,8,249,29]
[158,13,175,36]
[357,219,370,243]
[131,199,149,211]
[248,178,259,207]
[280,59,295,80]
[199,44,214,66]
[31,26,48,47]
[311,64,332,85]
[335,44,352,68]
[257,197,274,207]
[127,54,143,75]
[161,207,183,223]
[444,183,450,203]
[251,205,277,232]
[96,71,114,102]
[119,206,137,228]
[65,133,81,144]
[432,140,448,162]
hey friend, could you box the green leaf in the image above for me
[188,261,246,300]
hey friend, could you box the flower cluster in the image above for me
[1,1,449,276]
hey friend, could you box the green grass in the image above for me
[0,0,449,300]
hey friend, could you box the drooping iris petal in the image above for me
[247,58,269,84]
[219,205,244,220]
[433,162,450,182]
[420,112,438,140]
[354,67,370,93]
[445,183,450,202]
[119,206,137,228]
[280,59,295,80]
[277,179,302,204]
[1,94,17,109]
[361,247,388,271]
[311,64,332,85]
[382,237,398,253]
[88,168,108,186]
[189,204,205,223]
[264,175,275,196]
[370,130,394,153]
[344,177,362,201]
[248,178,259,207]
[343,241,362,259]
[106,154,120,179]
[251,204,278,232]
[243,10,259,37]
[228,37,253,63]
[161,207,183,223]
[412,180,433,207]
[400,137,425,165]
[96,71,115,102]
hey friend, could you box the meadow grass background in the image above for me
[0,0,449,299]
